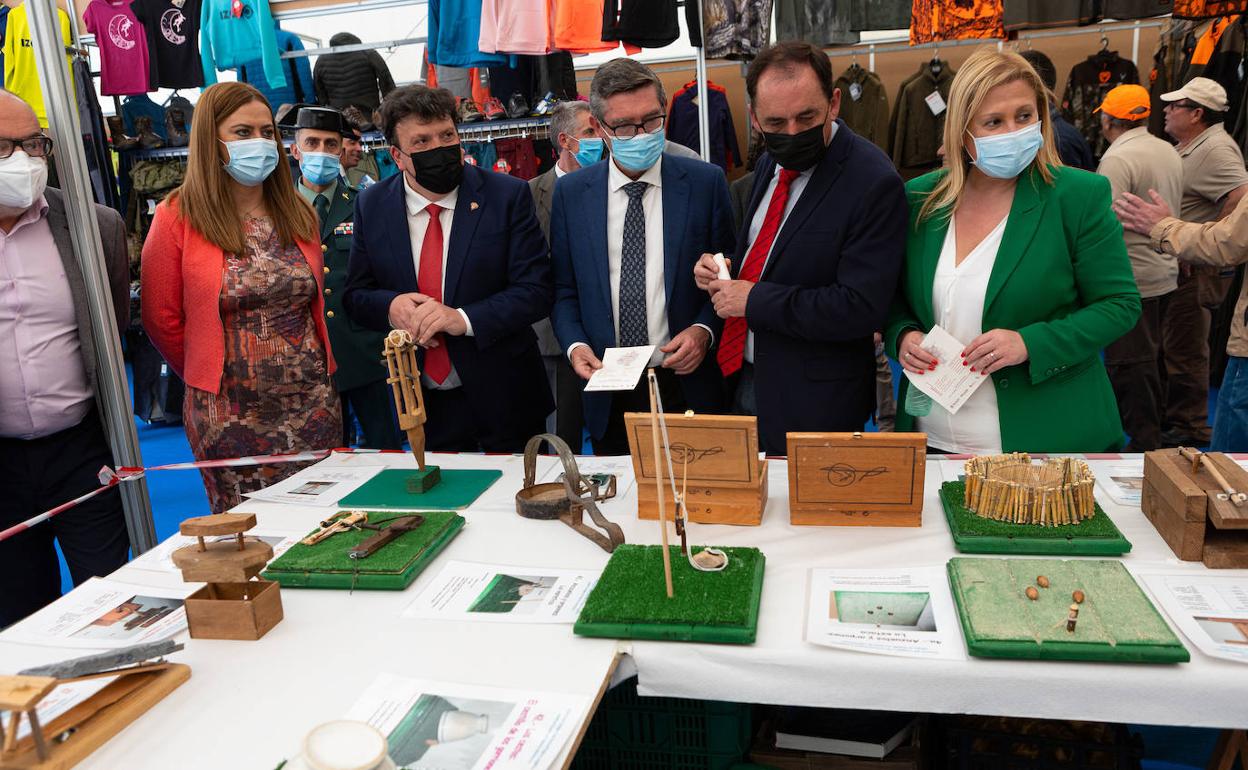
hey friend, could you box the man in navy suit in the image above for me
[344,85,553,452]
[551,58,735,455]
[694,41,907,455]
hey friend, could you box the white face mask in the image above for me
[0,151,49,210]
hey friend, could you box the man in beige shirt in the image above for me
[1155,77,1248,446]
[1116,154,1248,451]
[1096,85,1183,451]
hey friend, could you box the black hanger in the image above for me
[929,52,943,77]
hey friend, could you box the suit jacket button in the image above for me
[324,288,332,295]
[323,266,330,275]
[1000,379,1009,389]
[321,244,328,252]
[326,310,335,319]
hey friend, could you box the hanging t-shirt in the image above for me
[1,3,73,128]
[200,0,285,87]
[83,0,150,96]
[553,0,618,54]
[132,0,204,89]
[427,0,512,67]
[909,0,1005,45]
[236,27,313,107]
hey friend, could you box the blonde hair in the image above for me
[917,47,1063,224]
[169,82,317,254]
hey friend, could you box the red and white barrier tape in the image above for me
[0,449,335,544]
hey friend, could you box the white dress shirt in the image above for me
[740,123,836,363]
[402,176,474,389]
[916,214,1007,454]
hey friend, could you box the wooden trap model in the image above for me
[625,410,766,526]
[172,513,283,640]
[1,641,189,769]
[383,329,441,493]
[786,432,926,526]
[963,454,1095,526]
[1142,447,1248,568]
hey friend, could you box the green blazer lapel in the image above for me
[322,182,355,240]
[917,209,949,326]
[983,167,1046,316]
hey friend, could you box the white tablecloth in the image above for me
[3,451,1246,770]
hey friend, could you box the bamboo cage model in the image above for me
[962,454,1096,526]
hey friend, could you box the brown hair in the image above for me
[379,85,457,145]
[169,82,317,254]
[746,41,835,102]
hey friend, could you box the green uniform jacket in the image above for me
[316,180,389,393]
[885,165,1141,453]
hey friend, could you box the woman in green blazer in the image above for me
[886,49,1140,454]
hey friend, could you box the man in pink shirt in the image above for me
[0,90,131,627]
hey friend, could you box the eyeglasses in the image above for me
[604,114,665,139]
[0,135,53,159]
[1166,101,1201,112]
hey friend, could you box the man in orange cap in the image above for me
[1096,84,1183,451]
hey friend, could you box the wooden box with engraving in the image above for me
[625,412,767,525]
[786,432,927,526]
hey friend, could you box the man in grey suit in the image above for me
[0,90,131,626]
[529,101,601,450]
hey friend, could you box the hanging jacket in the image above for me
[889,60,956,180]
[0,5,9,88]
[774,0,858,46]
[1174,0,1248,19]
[1061,49,1139,158]
[1148,42,1171,138]
[200,0,285,88]
[834,64,889,152]
[312,32,396,112]
[601,0,679,48]
[428,0,513,66]
[1003,0,1092,31]
[480,0,552,55]
[697,0,772,60]
[1100,0,1174,19]
[237,27,314,108]
[909,0,1005,45]
[667,81,741,172]
[1203,15,1247,139]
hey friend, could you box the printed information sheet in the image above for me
[344,674,588,770]
[805,567,966,660]
[584,345,656,392]
[1137,571,1248,664]
[0,577,191,649]
[403,562,600,624]
[243,465,383,507]
[902,325,988,415]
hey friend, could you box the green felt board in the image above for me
[939,481,1132,556]
[574,545,765,644]
[947,557,1188,663]
[261,510,464,590]
[338,468,502,510]
[833,591,930,626]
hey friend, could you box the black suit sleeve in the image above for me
[460,181,554,348]
[98,206,130,333]
[695,170,735,334]
[746,170,907,341]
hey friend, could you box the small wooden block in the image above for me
[786,432,926,527]
[184,580,283,641]
[637,462,768,525]
[0,676,56,712]
[625,412,761,489]
[404,465,442,494]
[171,538,273,582]
[1204,453,1248,530]
[178,513,256,538]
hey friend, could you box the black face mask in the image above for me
[760,120,829,172]
[402,143,463,194]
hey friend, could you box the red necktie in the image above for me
[717,167,801,377]
[418,203,452,384]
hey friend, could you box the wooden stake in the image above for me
[647,370,674,599]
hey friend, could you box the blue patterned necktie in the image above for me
[618,180,649,347]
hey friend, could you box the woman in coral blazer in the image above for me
[142,82,341,512]
[886,49,1140,454]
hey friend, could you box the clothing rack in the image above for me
[280,36,427,59]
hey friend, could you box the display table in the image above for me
[1,451,1246,770]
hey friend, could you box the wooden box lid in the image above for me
[624,412,762,489]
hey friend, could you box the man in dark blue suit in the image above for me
[695,41,908,455]
[344,85,553,452]
[551,58,735,455]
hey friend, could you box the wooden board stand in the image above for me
[0,665,190,769]
[625,412,766,525]
[785,432,926,526]
[1142,448,1248,568]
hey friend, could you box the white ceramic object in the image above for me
[437,710,489,743]
[286,720,397,770]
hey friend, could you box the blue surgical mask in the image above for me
[220,138,279,186]
[970,122,1043,179]
[610,130,665,173]
[300,151,341,186]
[573,137,604,168]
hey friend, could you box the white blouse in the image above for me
[916,214,1007,454]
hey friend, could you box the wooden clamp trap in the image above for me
[1142,447,1248,568]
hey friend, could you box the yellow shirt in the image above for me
[2,3,74,128]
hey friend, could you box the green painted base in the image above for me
[574,545,765,644]
[405,466,442,493]
[339,468,501,510]
[947,557,1189,663]
[261,511,464,590]
[939,481,1131,556]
